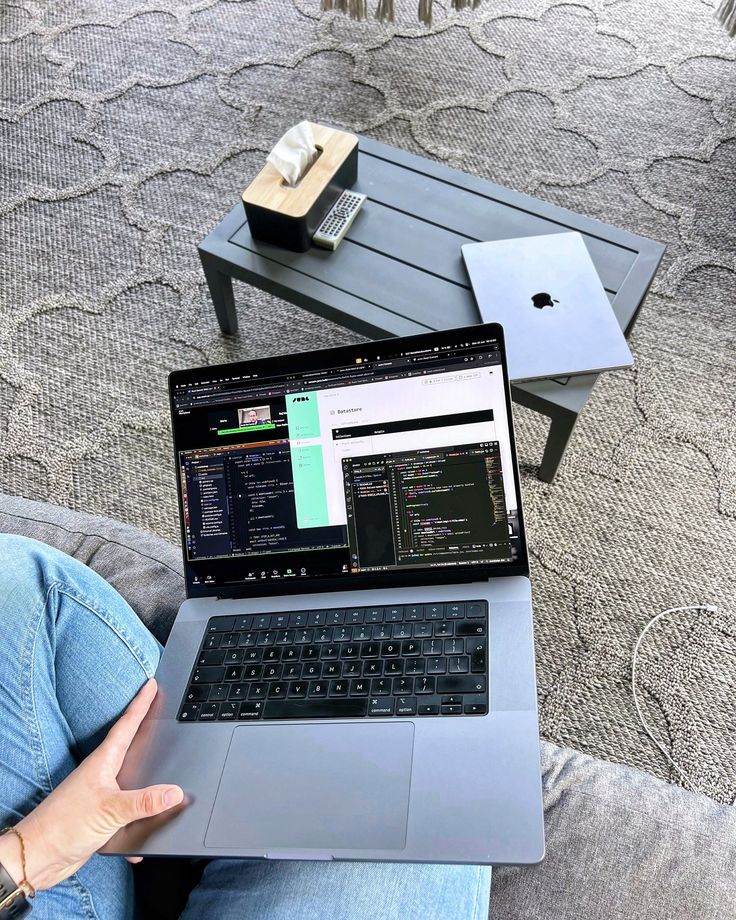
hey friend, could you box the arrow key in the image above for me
[417,697,441,716]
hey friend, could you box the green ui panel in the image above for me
[291,445,329,528]
[287,392,329,528]
[286,391,321,440]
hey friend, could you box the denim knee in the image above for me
[0,534,63,627]
[0,532,160,670]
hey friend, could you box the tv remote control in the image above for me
[312,190,367,250]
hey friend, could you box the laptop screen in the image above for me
[170,324,526,596]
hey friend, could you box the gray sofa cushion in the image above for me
[494,745,736,919]
[1,492,735,919]
[0,492,184,643]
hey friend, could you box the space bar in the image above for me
[263,699,368,720]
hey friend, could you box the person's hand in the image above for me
[0,679,184,892]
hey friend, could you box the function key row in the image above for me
[207,601,487,634]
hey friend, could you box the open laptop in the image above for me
[113,322,544,865]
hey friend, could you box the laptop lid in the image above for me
[168,323,528,599]
[462,232,632,381]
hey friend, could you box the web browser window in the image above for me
[287,362,514,530]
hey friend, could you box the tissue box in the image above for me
[242,123,359,252]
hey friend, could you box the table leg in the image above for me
[538,409,578,482]
[200,252,238,335]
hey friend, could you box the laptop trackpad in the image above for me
[204,722,415,852]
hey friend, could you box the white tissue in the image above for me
[267,121,318,187]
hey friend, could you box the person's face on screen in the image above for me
[248,410,258,424]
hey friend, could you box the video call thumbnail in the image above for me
[207,405,275,436]
[238,405,271,427]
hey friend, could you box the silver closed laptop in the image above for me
[463,232,633,382]
[112,323,544,865]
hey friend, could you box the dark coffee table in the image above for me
[198,136,664,481]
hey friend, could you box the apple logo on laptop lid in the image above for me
[531,292,559,309]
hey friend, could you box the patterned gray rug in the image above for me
[1,0,735,803]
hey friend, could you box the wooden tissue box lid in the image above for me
[242,123,358,220]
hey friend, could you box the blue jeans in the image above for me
[0,536,491,919]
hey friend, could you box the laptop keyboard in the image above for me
[177,601,488,723]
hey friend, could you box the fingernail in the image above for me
[164,787,183,808]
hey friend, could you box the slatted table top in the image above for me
[200,136,664,418]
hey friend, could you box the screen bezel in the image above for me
[169,323,529,598]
